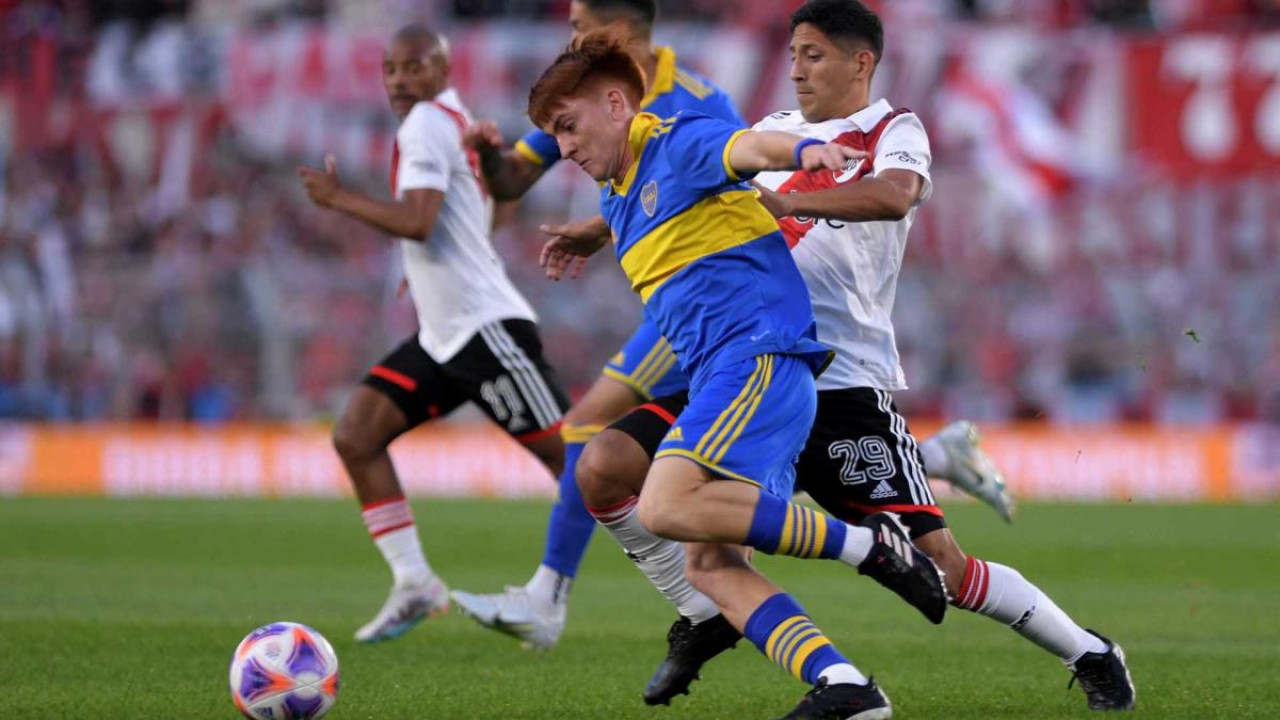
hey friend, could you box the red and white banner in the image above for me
[3,422,1277,502]
[1129,34,1280,177]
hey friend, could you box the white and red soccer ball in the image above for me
[229,622,340,719]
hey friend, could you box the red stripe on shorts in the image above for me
[844,501,944,517]
[515,421,563,444]
[636,402,677,425]
[369,365,417,392]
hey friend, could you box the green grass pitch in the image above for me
[2,498,1277,719]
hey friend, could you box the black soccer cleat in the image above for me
[643,614,742,706]
[776,678,892,720]
[856,513,948,624]
[1068,630,1136,711]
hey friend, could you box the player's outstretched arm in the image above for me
[726,130,867,175]
[298,155,444,241]
[466,120,547,202]
[755,169,922,223]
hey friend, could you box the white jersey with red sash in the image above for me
[391,88,536,362]
[753,99,933,392]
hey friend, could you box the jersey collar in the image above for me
[847,98,895,131]
[611,112,662,197]
[639,47,677,109]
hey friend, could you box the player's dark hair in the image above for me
[580,0,657,28]
[790,0,883,62]
[528,28,646,128]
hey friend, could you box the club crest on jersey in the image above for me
[641,180,659,217]
[834,158,865,184]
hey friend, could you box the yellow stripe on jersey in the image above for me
[639,47,678,109]
[694,356,765,458]
[620,189,779,301]
[514,139,546,166]
[710,354,774,463]
[674,69,714,100]
[723,129,750,182]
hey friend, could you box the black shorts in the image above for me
[362,319,570,442]
[608,387,946,539]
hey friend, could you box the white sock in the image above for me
[918,435,950,479]
[956,557,1108,663]
[817,662,868,686]
[362,498,432,586]
[838,525,875,567]
[373,526,433,587]
[526,564,572,607]
[590,497,721,623]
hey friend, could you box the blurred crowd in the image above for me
[0,144,640,422]
[5,0,1280,32]
[2,0,1279,425]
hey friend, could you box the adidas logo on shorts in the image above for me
[870,479,898,500]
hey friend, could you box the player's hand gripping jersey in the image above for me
[753,99,933,392]
[393,89,537,361]
[599,111,831,391]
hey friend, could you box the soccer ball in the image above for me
[229,622,340,719]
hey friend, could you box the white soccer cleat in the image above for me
[451,586,566,651]
[354,575,450,643]
[935,421,1015,523]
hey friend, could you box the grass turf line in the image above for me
[1,499,1277,719]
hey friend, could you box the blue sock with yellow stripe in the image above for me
[744,593,852,684]
[540,437,596,578]
[745,492,847,559]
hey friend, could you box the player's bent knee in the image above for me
[332,417,380,465]
[332,389,405,465]
[576,430,649,506]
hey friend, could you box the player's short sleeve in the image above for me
[397,106,458,194]
[514,128,562,167]
[664,112,754,192]
[874,113,933,205]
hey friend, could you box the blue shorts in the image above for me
[602,319,691,400]
[655,354,817,498]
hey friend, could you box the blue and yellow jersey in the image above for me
[600,111,831,389]
[515,46,744,167]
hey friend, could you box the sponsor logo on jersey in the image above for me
[641,180,659,217]
[883,150,920,166]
